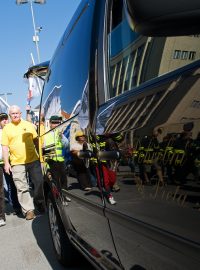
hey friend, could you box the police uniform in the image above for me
[44,116,69,192]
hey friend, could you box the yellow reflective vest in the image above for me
[44,130,64,162]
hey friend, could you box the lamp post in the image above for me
[16,0,46,63]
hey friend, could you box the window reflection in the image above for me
[107,10,200,99]
[98,0,200,213]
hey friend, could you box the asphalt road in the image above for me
[0,204,94,270]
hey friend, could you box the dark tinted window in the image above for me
[107,2,200,99]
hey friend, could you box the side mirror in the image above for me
[24,60,49,80]
[124,0,200,36]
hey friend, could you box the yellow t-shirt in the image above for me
[39,123,45,163]
[2,119,39,165]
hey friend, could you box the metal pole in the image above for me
[0,93,12,113]
[30,53,42,95]
[29,0,40,63]
[4,93,7,104]
[0,93,12,103]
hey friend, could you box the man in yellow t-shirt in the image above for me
[2,105,44,220]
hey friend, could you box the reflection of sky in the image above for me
[96,101,116,134]
[109,19,139,58]
[40,2,93,119]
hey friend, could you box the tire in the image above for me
[47,192,77,266]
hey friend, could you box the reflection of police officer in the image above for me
[191,132,200,182]
[108,133,124,192]
[95,133,123,204]
[95,135,115,204]
[70,131,92,191]
[173,131,193,184]
[44,116,71,200]
[138,129,164,185]
[160,133,176,184]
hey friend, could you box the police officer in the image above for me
[138,129,164,185]
[70,130,92,191]
[44,115,71,201]
[191,132,200,183]
[173,131,193,184]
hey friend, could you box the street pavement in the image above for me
[0,204,94,270]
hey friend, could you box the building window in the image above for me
[189,51,196,60]
[181,51,188,60]
[173,50,181,59]
[191,100,200,108]
[173,50,196,60]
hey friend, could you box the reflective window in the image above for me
[189,51,196,60]
[173,50,181,59]
[107,2,200,99]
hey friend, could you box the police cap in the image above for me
[49,115,62,123]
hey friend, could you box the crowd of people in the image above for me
[40,116,122,205]
[42,118,120,205]
[0,102,122,229]
[4,104,199,228]
[1,104,199,228]
[124,127,200,186]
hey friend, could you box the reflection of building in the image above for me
[109,19,200,98]
[105,65,200,141]
[158,36,200,75]
[101,17,200,147]
[42,85,62,120]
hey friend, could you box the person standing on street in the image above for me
[0,153,6,226]
[2,105,44,220]
[0,113,21,216]
[0,113,6,226]
[43,115,71,203]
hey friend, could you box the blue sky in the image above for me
[0,0,81,117]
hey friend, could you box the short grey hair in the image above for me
[8,105,21,114]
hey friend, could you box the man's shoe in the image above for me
[0,219,6,227]
[26,210,36,220]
